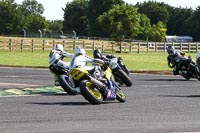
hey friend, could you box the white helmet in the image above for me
[54,44,64,52]
[75,48,86,55]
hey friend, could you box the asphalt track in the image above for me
[1,67,200,133]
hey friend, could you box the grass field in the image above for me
[0,50,197,71]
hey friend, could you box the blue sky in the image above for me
[15,0,200,20]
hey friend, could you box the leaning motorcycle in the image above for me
[107,57,132,87]
[69,62,126,105]
[49,64,78,95]
[171,56,200,80]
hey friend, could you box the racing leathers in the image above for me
[49,50,74,86]
[167,50,192,75]
[70,53,116,100]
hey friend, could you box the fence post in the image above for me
[102,44,104,53]
[112,43,114,53]
[92,41,95,51]
[137,42,140,54]
[42,40,45,52]
[196,42,198,52]
[180,42,182,51]
[155,42,157,52]
[63,40,65,49]
[129,42,132,53]
[53,40,55,48]
[73,39,76,50]
[188,42,190,53]
[101,41,105,52]
[83,41,85,49]
[32,40,34,52]
[147,42,149,53]
[9,39,12,52]
[21,40,23,52]
[120,41,122,53]
[164,42,166,52]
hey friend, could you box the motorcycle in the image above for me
[170,56,200,80]
[49,64,78,95]
[69,62,126,105]
[106,57,132,87]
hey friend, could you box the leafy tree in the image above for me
[0,0,25,34]
[87,0,124,37]
[167,7,193,35]
[63,0,88,36]
[48,20,63,32]
[149,21,167,42]
[25,14,47,32]
[137,14,151,41]
[136,1,169,25]
[20,0,44,16]
[182,6,200,41]
[98,4,141,42]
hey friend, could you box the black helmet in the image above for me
[167,46,176,55]
[93,49,101,58]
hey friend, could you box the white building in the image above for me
[165,35,193,43]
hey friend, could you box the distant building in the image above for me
[165,35,193,43]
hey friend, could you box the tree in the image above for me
[167,7,193,35]
[63,0,88,36]
[136,1,169,25]
[182,6,200,41]
[20,0,44,16]
[87,0,124,37]
[98,4,141,42]
[137,14,151,41]
[0,1,25,34]
[48,20,63,32]
[149,21,167,42]
[25,14,48,32]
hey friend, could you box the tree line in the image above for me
[1,0,200,42]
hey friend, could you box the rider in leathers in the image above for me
[70,48,117,100]
[49,44,74,86]
[167,45,193,75]
[93,49,129,75]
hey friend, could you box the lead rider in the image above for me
[70,48,117,100]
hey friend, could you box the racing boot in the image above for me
[103,87,116,101]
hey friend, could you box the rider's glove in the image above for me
[104,60,110,66]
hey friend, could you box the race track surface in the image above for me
[1,67,200,133]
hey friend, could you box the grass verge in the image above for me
[0,50,197,71]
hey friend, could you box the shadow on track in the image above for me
[159,95,200,98]
[142,78,195,82]
[27,102,90,106]
[26,101,116,106]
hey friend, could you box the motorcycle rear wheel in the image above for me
[58,75,77,95]
[80,80,103,105]
[115,69,132,87]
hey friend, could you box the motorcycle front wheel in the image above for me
[80,80,103,105]
[58,75,77,95]
[116,87,126,102]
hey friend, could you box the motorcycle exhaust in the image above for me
[89,76,105,88]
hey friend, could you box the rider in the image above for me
[49,44,74,86]
[167,45,192,75]
[70,47,117,100]
[195,51,200,75]
[93,49,129,74]
[93,49,116,60]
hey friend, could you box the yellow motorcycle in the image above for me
[69,63,126,105]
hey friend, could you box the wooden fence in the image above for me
[0,38,200,53]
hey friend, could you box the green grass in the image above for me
[0,50,197,71]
